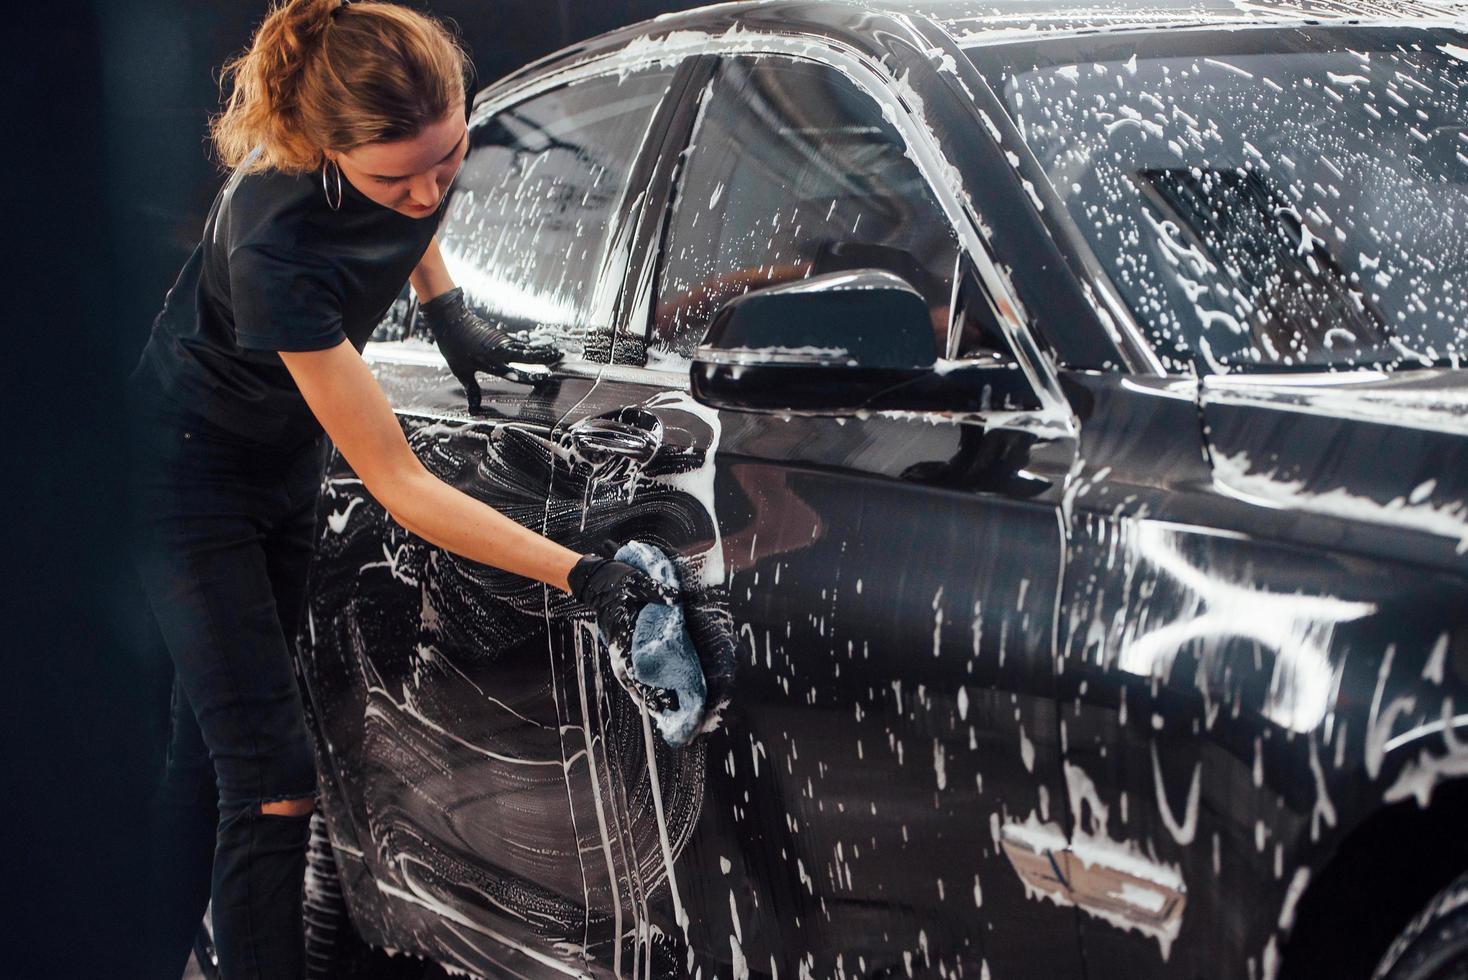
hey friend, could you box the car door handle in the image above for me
[567,416,660,464]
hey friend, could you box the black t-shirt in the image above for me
[134,147,446,450]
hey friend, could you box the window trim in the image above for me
[640,53,973,371]
[366,57,701,381]
[393,33,1074,429]
[432,61,688,371]
[617,36,1074,427]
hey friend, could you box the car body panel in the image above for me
[1049,369,1468,976]
[298,363,598,964]
[294,2,1468,978]
[299,55,699,975]
[539,364,1084,976]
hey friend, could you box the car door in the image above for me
[534,51,1087,979]
[297,62,689,974]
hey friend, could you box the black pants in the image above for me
[125,363,326,980]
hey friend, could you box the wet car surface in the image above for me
[295,2,1468,977]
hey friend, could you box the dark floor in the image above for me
[183,946,476,979]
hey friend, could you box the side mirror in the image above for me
[690,269,938,413]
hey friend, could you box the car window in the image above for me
[646,54,966,370]
[435,66,676,364]
[967,26,1468,374]
[952,254,1021,364]
[370,281,416,342]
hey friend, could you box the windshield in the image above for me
[965,26,1468,373]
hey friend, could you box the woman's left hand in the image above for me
[418,286,561,412]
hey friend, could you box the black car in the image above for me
[284,2,1468,978]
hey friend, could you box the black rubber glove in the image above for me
[418,286,561,413]
[567,554,681,710]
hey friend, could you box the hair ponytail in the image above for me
[209,0,471,175]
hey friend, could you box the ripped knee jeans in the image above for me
[127,364,328,980]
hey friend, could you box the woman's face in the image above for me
[327,103,469,219]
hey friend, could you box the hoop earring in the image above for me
[322,158,343,211]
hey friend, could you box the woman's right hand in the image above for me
[567,554,681,708]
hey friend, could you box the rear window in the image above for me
[966,26,1468,373]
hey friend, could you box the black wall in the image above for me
[9,4,705,976]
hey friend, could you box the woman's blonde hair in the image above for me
[209,0,472,175]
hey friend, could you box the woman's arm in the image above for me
[278,338,579,593]
[409,236,455,303]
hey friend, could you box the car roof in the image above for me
[869,0,1468,44]
[480,0,1468,102]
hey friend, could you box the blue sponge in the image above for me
[613,540,709,748]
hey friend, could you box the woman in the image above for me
[124,1,672,976]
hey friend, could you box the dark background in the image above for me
[9,3,703,975]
